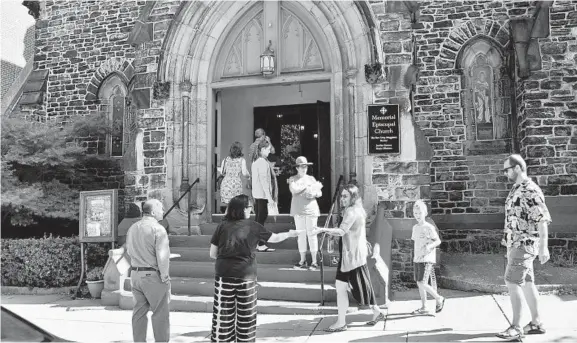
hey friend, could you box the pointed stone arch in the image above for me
[157,0,376,214]
[438,19,510,68]
[85,58,135,101]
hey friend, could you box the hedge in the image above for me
[1,235,109,288]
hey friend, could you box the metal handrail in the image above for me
[163,177,200,236]
[318,175,344,306]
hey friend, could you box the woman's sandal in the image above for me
[411,308,430,315]
[324,325,348,332]
[435,297,446,313]
[366,312,385,326]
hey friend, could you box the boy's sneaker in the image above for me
[496,325,524,340]
[523,322,546,335]
[294,262,308,269]
[309,263,319,270]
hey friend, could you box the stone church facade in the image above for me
[10,1,577,274]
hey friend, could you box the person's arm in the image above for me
[425,224,441,251]
[256,159,274,202]
[209,244,218,259]
[209,224,222,259]
[316,208,356,237]
[155,227,171,282]
[241,158,250,177]
[289,176,307,195]
[267,230,298,243]
[530,189,552,264]
[538,221,549,264]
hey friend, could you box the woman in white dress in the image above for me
[220,142,250,213]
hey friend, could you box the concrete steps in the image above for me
[117,290,350,315]
[123,277,337,302]
[118,217,345,314]
[170,247,334,266]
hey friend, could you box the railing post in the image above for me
[187,189,192,236]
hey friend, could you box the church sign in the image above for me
[79,189,118,243]
[367,104,400,154]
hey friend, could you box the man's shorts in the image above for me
[504,245,537,285]
[413,262,434,283]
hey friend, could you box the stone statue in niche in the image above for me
[473,70,492,124]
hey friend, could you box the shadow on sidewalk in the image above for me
[350,328,505,342]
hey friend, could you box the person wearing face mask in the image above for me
[209,195,298,342]
[288,156,323,270]
[311,184,384,332]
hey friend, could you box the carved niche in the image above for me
[222,12,264,77]
[459,38,513,155]
[280,7,323,73]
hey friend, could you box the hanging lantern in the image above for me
[260,40,275,76]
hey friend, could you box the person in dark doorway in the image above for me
[209,195,298,342]
[251,140,277,252]
[496,154,551,340]
[311,184,385,332]
[219,141,250,214]
[248,128,275,166]
[289,156,323,270]
[125,199,171,342]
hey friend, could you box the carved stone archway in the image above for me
[158,0,377,217]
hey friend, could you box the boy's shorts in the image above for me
[504,244,536,285]
[413,262,434,283]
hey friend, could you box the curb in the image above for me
[1,286,76,295]
[438,276,577,294]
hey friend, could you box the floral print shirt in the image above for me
[503,178,551,249]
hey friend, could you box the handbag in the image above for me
[216,158,228,190]
[267,201,279,216]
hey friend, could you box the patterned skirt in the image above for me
[211,277,258,342]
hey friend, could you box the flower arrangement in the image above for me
[86,266,104,282]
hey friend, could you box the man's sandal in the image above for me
[496,325,524,340]
[435,297,446,313]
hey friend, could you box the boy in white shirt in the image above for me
[411,200,445,315]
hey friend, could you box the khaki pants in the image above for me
[131,270,171,342]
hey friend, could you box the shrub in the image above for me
[86,267,104,281]
[1,235,109,288]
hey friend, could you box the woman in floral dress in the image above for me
[220,142,250,213]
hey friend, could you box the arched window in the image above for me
[458,37,513,155]
[98,74,127,157]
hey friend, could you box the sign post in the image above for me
[367,104,400,155]
[74,189,118,298]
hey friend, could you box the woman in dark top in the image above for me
[209,194,298,342]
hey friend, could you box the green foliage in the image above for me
[86,266,104,281]
[1,113,121,226]
[550,248,577,268]
[0,236,109,288]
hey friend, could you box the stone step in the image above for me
[117,290,353,315]
[170,247,335,266]
[169,261,337,283]
[170,235,309,250]
[123,277,337,303]
[211,214,331,224]
[199,222,299,235]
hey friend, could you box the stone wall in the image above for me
[376,0,577,220]
[516,1,577,197]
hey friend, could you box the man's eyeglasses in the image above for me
[502,166,515,173]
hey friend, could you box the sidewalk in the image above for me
[439,253,577,294]
[2,289,576,342]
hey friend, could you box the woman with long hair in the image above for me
[209,194,298,342]
[312,184,385,332]
[219,141,250,213]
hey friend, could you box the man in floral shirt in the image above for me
[496,154,551,341]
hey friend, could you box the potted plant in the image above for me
[86,266,105,299]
